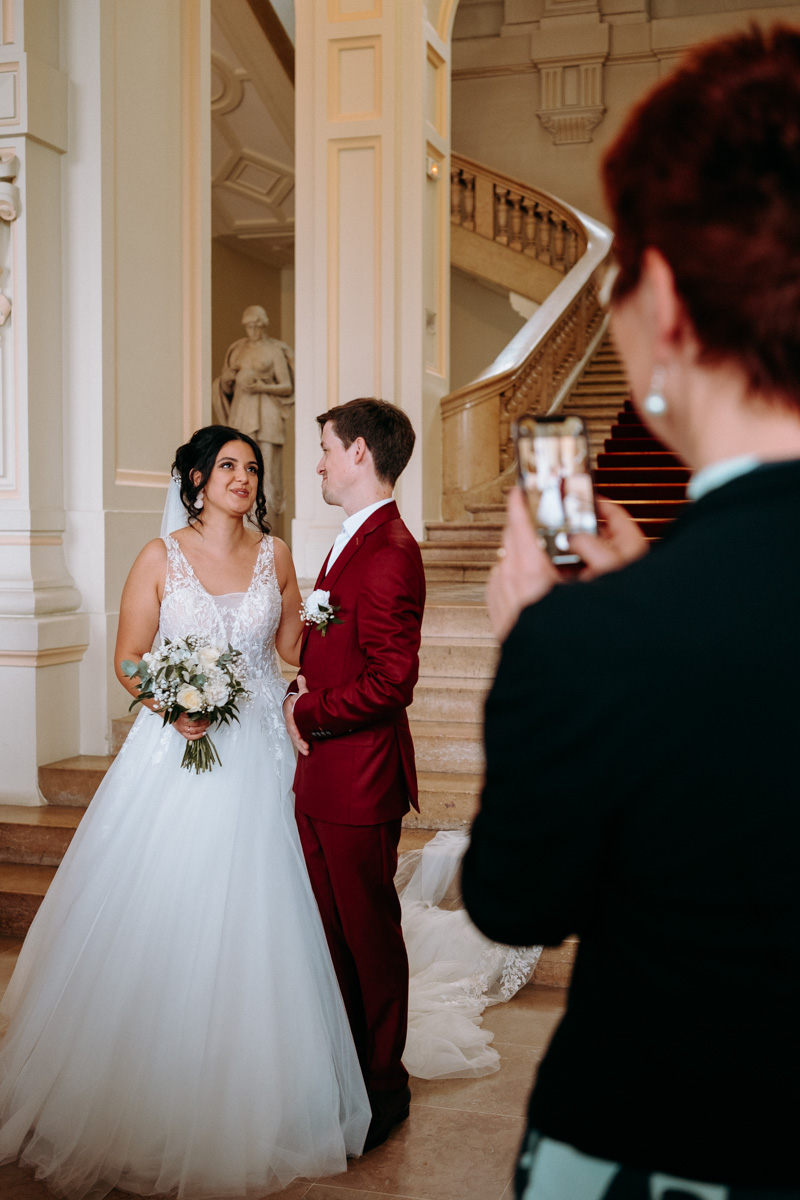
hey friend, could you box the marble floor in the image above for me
[0,938,565,1200]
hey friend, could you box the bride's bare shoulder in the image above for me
[127,538,168,582]
[270,537,298,590]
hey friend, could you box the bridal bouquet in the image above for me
[121,635,250,773]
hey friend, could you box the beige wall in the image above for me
[450,269,526,392]
[211,241,294,540]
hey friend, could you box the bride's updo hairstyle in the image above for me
[602,24,800,408]
[172,425,271,533]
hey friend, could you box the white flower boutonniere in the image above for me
[300,589,343,637]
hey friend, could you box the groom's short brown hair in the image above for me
[317,398,416,487]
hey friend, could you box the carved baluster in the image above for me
[495,186,510,246]
[523,198,538,257]
[553,219,566,272]
[450,167,463,225]
[538,207,552,265]
[567,227,578,270]
[509,192,524,252]
[461,173,475,231]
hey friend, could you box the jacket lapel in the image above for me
[300,502,400,660]
[321,501,399,594]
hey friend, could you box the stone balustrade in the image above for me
[450,153,585,274]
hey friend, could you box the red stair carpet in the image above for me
[593,400,689,540]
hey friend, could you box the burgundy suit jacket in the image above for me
[290,501,426,825]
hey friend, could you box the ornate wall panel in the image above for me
[327,137,382,407]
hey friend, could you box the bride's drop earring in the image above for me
[643,366,668,416]
[195,489,204,510]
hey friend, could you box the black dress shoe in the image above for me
[363,1084,411,1152]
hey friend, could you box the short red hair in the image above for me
[602,25,800,406]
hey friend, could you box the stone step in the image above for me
[0,863,56,937]
[423,562,492,584]
[465,504,506,521]
[422,590,492,637]
[424,522,504,543]
[0,804,83,865]
[38,755,115,808]
[405,770,484,830]
[570,384,629,397]
[410,719,485,773]
[419,635,497,678]
[411,676,489,724]
[420,543,500,563]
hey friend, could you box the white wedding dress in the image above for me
[0,535,370,1199]
[398,831,542,1080]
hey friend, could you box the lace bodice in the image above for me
[160,535,284,694]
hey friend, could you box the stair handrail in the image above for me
[442,160,614,520]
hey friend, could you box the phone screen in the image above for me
[513,415,598,566]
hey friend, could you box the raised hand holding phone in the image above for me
[513,415,598,567]
[572,497,648,580]
[486,487,560,642]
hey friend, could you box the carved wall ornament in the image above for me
[534,55,608,146]
[0,181,20,221]
[537,106,605,145]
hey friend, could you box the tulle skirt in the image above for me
[399,831,542,1080]
[0,700,370,1199]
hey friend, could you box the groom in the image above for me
[283,398,426,1152]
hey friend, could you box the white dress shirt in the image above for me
[687,455,760,502]
[325,497,394,574]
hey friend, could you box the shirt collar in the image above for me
[687,455,761,502]
[341,497,393,538]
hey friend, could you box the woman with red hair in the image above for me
[464,25,800,1200]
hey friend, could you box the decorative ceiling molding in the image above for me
[210,53,246,115]
[211,0,295,267]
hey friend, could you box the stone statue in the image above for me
[212,305,295,515]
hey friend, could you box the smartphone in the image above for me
[512,415,598,566]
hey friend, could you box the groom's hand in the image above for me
[283,675,310,756]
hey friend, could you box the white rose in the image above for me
[176,685,204,712]
[197,645,222,672]
[304,589,330,619]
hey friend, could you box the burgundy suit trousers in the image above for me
[296,811,409,1093]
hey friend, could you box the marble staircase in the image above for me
[419,332,628,584]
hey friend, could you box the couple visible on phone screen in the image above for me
[0,399,425,1198]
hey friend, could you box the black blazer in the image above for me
[462,460,800,1189]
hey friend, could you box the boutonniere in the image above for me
[300,589,343,637]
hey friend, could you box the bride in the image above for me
[0,425,370,1199]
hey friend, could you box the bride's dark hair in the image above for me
[172,425,271,533]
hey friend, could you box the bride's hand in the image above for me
[174,713,211,741]
[570,497,649,580]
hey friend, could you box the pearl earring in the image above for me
[195,490,204,510]
[643,366,668,416]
